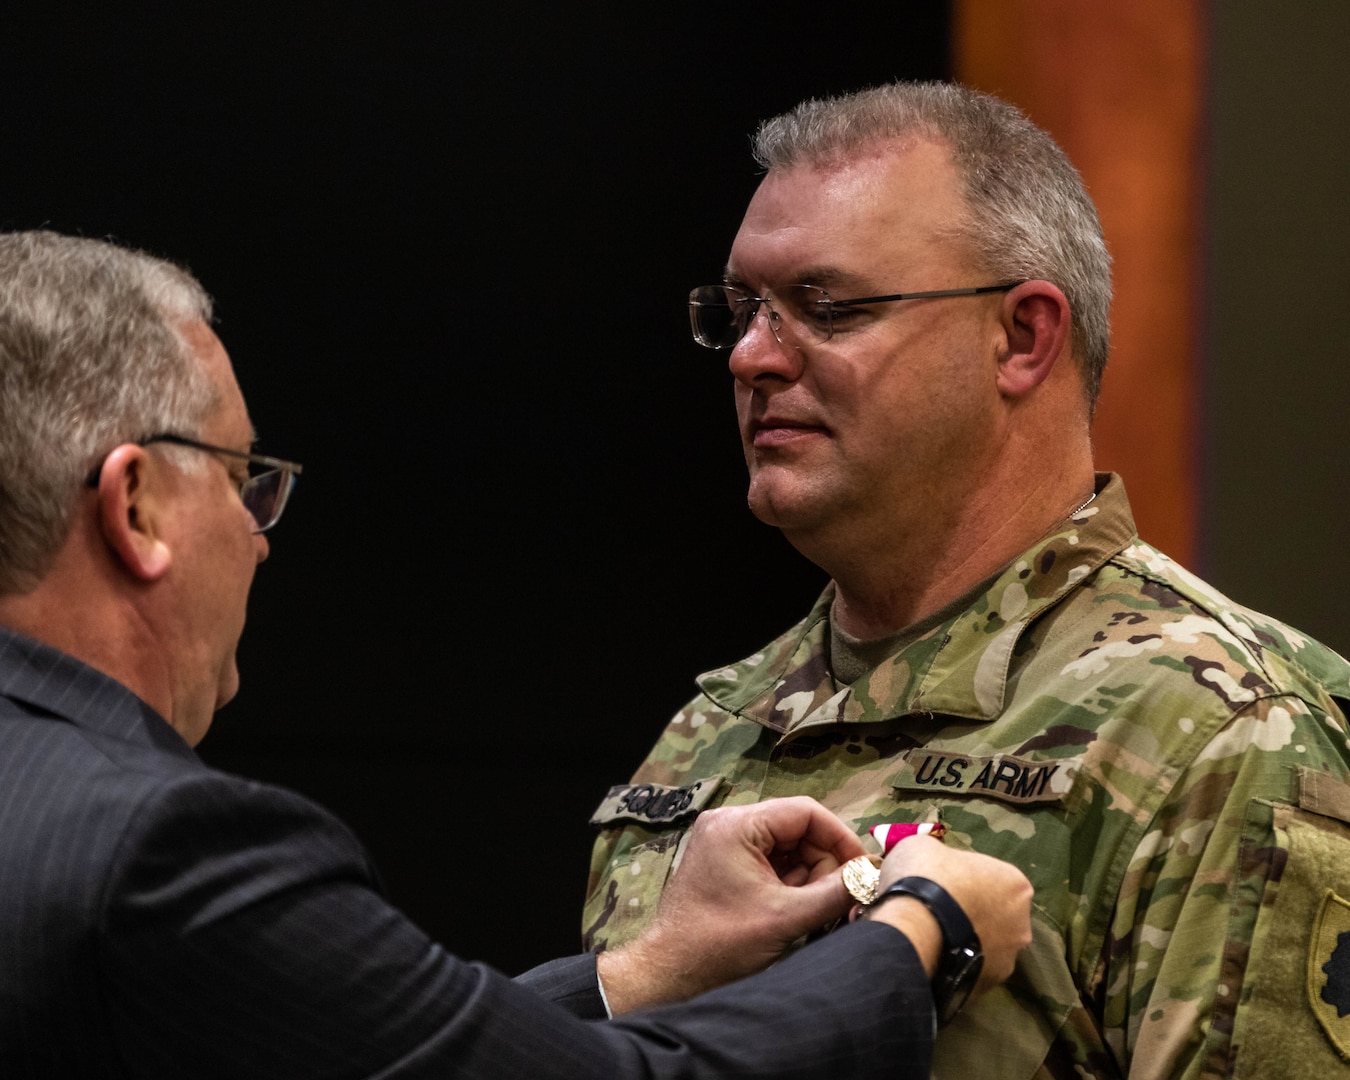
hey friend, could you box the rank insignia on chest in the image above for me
[890,751,1080,806]
[1310,888,1350,1059]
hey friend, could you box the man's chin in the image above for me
[746,476,837,532]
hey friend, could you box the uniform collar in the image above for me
[696,473,1138,733]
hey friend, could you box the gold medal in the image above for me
[841,854,882,904]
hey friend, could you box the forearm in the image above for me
[597,925,698,1014]
[861,895,942,977]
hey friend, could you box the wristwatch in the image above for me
[870,875,983,1025]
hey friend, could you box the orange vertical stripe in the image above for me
[953,0,1204,564]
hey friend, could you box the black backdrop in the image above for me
[1,4,950,974]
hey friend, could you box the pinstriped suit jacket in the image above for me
[0,627,934,1078]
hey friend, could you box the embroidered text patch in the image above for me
[891,751,1078,806]
[589,777,723,826]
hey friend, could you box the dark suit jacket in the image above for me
[0,627,934,1078]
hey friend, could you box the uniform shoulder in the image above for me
[1107,540,1350,705]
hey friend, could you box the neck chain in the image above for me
[1067,491,1097,519]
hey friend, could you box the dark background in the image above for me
[0,4,951,972]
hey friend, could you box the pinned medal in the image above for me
[870,821,947,855]
[841,854,882,904]
[843,822,948,904]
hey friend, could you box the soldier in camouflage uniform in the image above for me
[583,82,1350,1078]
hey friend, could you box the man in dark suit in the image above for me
[0,230,1031,1077]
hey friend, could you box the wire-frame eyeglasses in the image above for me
[688,281,1022,350]
[86,433,303,534]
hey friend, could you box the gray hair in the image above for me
[0,231,217,594]
[752,82,1112,410]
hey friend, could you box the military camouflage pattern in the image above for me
[583,474,1350,1078]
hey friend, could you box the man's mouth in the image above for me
[748,416,829,448]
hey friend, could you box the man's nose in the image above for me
[727,302,806,384]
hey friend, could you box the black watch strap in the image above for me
[872,875,983,1025]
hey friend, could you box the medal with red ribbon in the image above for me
[841,822,948,905]
[870,821,947,854]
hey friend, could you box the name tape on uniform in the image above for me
[891,751,1079,806]
[590,777,723,826]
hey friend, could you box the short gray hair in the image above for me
[0,231,217,594]
[752,82,1112,410]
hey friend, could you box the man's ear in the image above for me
[96,445,172,581]
[996,280,1072,399]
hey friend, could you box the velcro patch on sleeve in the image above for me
[1228,800,1350,1074]
[589,777,723,826]
[1309,889,1350,1059]
[891,751,1079,806]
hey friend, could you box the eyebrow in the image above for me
[722,264,868,292]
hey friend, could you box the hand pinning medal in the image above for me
[841,822,948,905]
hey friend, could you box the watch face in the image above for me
[936,947,983,1026]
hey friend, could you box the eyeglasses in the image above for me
[688,282,1021,350]
[146,434,302,533]
[86,433,304,533]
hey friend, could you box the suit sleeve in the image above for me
[99,772,934,1079]
[514,953,609,1019]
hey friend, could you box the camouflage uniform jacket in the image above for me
[583,474,1350,1079]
